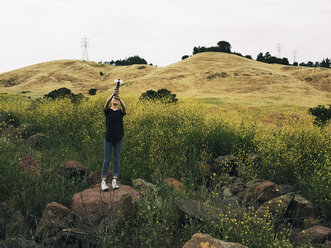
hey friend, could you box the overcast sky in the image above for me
[1,0,330,73]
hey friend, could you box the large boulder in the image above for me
[58,160,90,180]
[71,183,137,226]
[238,180,285,207]
[293,225,331,245]
[19,154,42,174]
[183,233,247,248]
[175,198,220,223]
[257,193,295,220]
[35,202,78,239]
[35,202,96,246]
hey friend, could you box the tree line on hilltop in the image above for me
[183,40,330,68]
[101,41,330,68]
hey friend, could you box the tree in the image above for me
[113,55,148,66]
[217,40,232,53]
[257,52,264,62]
[182,55,189,60]
[320,58,331,68]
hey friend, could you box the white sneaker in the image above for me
[101,180,108,191]
[112,179,119,189]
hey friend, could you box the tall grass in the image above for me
[0,93,330,246]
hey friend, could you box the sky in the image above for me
[1,0,331,73]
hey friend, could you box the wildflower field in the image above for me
[0,92,330,247]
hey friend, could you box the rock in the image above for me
[239,180,283,207]
[213,155,238,176]
[89,169,113,185]
[1,124,27,142]
[35,202,96,246]
[303,217,321,229]
[175,198,220,223]
[98,193,137,231]
[229,177,245,196]
[71,183,137,226]
[0,111,20,131]
[219,196,242,210]
[6,210,27,239]
[24,133,45,147]
[1,124,16,137]
[35,202,77,239]
[0,202,14,238]
[132,178,157,196]
[166,177,185,192]
[255,181,283,203]
[58,160,90,180]
[19,154,42,174]
[293,225,331,244]
[182,233,248,248]
[288,194,317,227]
[237,179,263,204]
[257,193,295,219]
[323,240,331,248]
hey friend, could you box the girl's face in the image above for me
[112,97,119,106]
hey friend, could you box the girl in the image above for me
[101,89,126,191]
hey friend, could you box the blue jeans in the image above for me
[102,137,124,179]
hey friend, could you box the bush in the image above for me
[140,89,178,104]
[44,87,86,104]
[309,105,331,126]
[88,88,97,95]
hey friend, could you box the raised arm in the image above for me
[118,95,126,114]
[104,89,118,110]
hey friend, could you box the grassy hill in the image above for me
[0,52,330,108]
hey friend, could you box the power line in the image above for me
[81,36,89,61]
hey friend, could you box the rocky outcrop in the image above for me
[71,183,137,226]
[183,233,247,248]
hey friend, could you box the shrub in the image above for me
[140,89,178,104]
[44,87,86,104]
[309,105,331,126]
[88,88,97,95]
